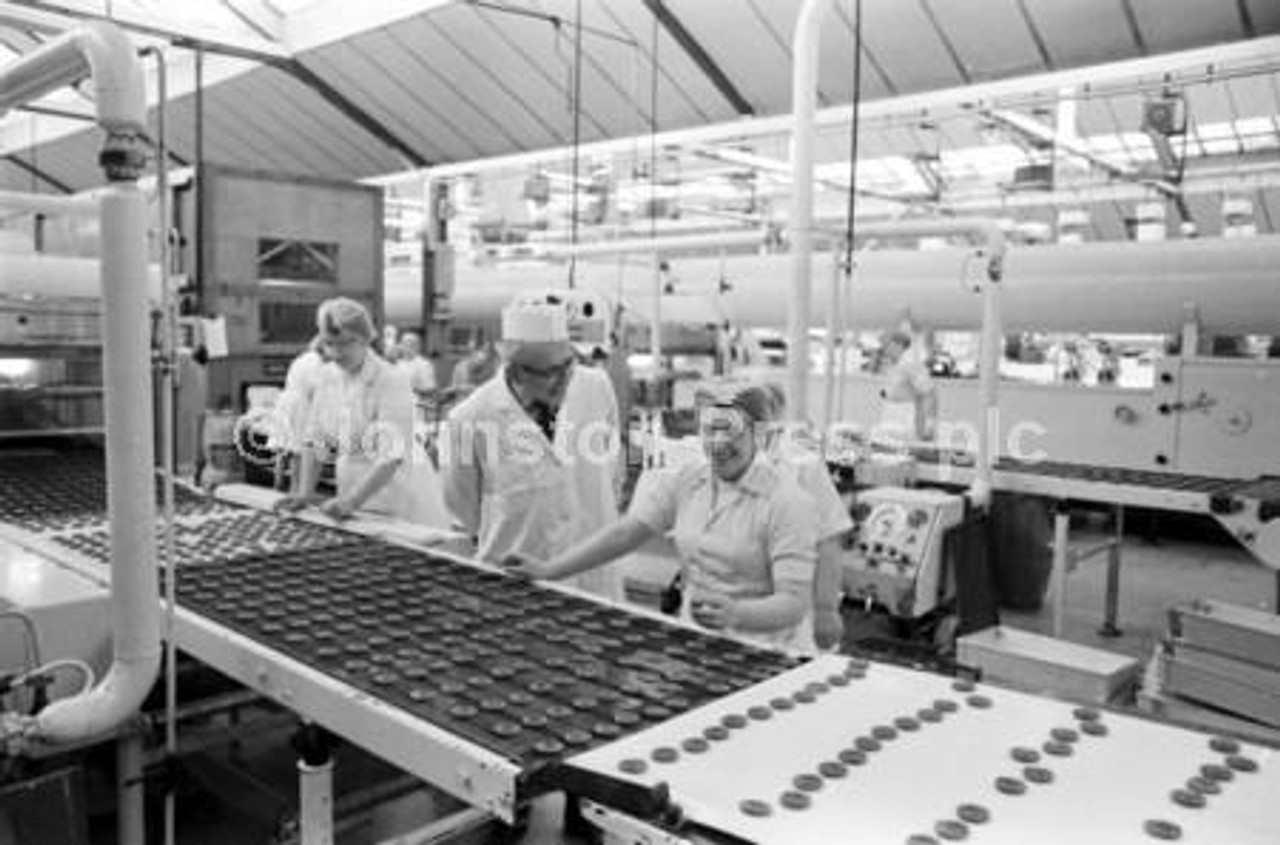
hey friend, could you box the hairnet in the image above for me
[317,297,375,342]
[693,381,773,425]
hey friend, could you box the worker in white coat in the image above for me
[442,296,624,601]
[275,297,449,527]
[875,329,939,445]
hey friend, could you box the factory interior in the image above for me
[3,1,1280,843]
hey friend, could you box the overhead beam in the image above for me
[2,153,72,192]
[641,0,754,116]
[687,142,930,206]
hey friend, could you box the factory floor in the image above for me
[83,512,1276,845]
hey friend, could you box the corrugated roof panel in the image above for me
[1086,198,1128,241]
[319,30,487,162]
[662,0,788,114]
[925,0,1048,81]
[859,0,968,94]
[1256,187,1279,234]
[237,64,403,176]
[1021,0,1140,68]
[408,4,571,152]
[300,43,452,164]
[595,0,736,127]
[1185,192,1222,237]
[375,16,537,157]
[1129,0,1247,53]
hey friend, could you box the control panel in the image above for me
[844,486,965,617]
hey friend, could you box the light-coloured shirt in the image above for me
[442,365,623,601]
[311,352,448,527]
[272,349,327,451]
[767,436,853,542]
[877,357,935,442]
[397,355,437,394]
[628,456,818,649]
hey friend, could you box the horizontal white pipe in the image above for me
[0,191,98,217]
[391,236,1280,335]
[0,21,144,131]
[540,229,769,259]
[0,253,166,301]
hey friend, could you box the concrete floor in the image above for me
[83,513,1279,844]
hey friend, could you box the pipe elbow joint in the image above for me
[33,652,161,745]
[73,21,146,133]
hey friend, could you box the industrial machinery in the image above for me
[180,164,385,412]
[844,486,967,620]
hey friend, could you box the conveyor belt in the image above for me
[866,446,1278,513]
[173,544,800,772]
[0,447,231,532]
[0,447,802,801]
[50,509,361,568]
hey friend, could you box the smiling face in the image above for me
[698,404,757,482]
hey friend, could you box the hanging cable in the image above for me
[842,0,864,276]
[568,0,584,289]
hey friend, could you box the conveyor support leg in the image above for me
[1099,505,1124,638]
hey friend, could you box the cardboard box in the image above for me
[957,625,1140,704]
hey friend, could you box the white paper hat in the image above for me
[501,296,569,343]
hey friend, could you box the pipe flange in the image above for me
[99,130,150,181]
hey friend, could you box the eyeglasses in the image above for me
[510,357,575,383]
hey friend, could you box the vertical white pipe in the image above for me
[299,760,335,845]
[650,253,662,387]
[787,0,833,424]
[972,247,1003,507]
[822,253,841,435]
[1050,507,1070,639]
[35,184,161,741]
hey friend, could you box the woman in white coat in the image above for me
[275,297,448,527]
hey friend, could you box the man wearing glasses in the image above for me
[441,295,624,601]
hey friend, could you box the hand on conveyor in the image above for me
[813,606,845,651]
[318,497,356,521]
[501,554,554,580]
[272,493,324,514]
[690,592,738,630]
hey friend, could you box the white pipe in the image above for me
[786,0,831,424]
[822,253,841,436]
[6,22,162,748]
[0,21,144,131]
[0,253,165,301]
[300,760,336,845]
[36,184,161,742]
[0,190,98,217]
[541,229,768,260]
[401,236,1280,334]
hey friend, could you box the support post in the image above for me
[1049,503,1072,639]
[1099,505,1125,638]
